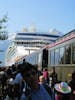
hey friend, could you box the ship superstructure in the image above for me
[5,29,62,66]
[14,32,60,49]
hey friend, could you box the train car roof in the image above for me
[56,29,75,41]
[44,29,75,49]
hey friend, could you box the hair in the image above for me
[17,64,23,72]
[21,62,37,77]
[6,68,12,76]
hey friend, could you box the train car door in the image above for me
[42,49,48,69]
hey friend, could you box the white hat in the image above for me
[54,82,71,94]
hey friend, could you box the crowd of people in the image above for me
[0,60,75,100]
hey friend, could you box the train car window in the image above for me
[55,48,59,65]
[59,47,65,64]
[72,43,75,64]
[65,45,71,64]
[50,50,55,65]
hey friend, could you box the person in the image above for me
[21,62,55,100]
[12,64,17,72]
[69,71,75,100]
[50,67,58,88]
[39,75,45,84]
[54,82,71,100]
[5,78,21,100]
[23,59,26,65]
[14,64,24,92]
[0,71,7,99]
[42,68,49,84]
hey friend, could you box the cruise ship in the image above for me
[5,29,62,66]
[6,44,29,66]
[14,30,61,49]
[0,40,12,67]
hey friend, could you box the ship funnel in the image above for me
[29,24,36,32]
[22,27,28,32]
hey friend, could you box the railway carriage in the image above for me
[47,29,75,81]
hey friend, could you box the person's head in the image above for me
[17,64,23,73]
[39,75,45,84]
[12,64,17,71]
[23,59,26,64]
[6,68,12,78]
[21,62,39,90]
[43,68,47,71]
[52,67,56,73]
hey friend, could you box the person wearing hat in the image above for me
[54,82,71,100]
[69,71,75,100]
